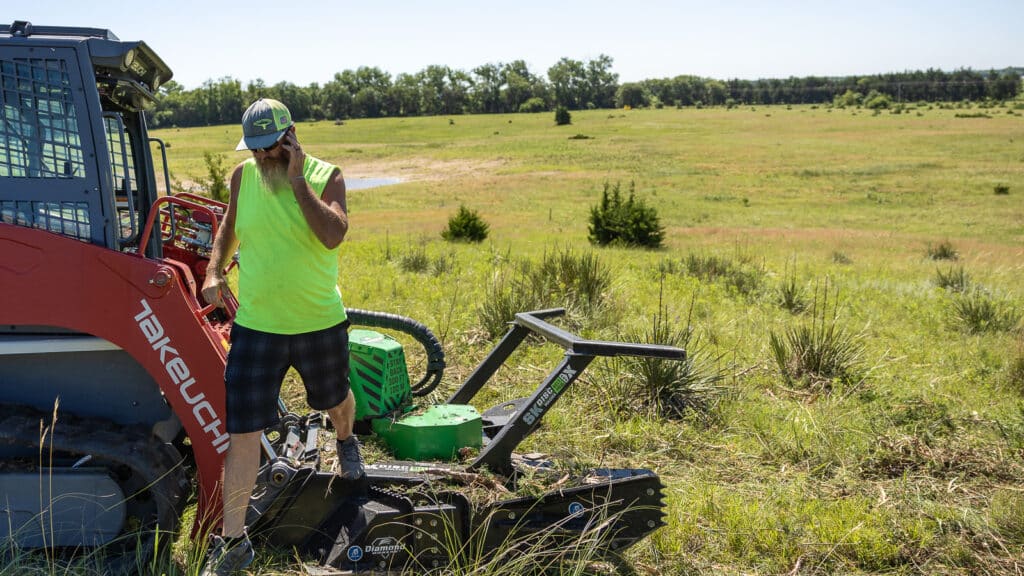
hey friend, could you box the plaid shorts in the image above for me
[224,320,351,434]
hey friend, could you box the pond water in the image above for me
[345,177,402,190]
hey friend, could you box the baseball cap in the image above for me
[236,98,294,151]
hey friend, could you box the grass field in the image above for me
[19,104,1020,575]
[147,104,1024,575]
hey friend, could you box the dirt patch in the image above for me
[341,157,507,184]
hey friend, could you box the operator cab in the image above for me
[0,20,172,256]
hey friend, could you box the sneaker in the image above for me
[335,435,365,479]
[200,533,254,576]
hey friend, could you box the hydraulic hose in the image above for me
[344,309,445,397]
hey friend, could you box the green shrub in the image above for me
[200,151,230,203]
[947,289,1021,334]
[927,240,958,261]
[519,97,547,113]
[994,184,1010,195]
[588,181,665,248]
[554,106,572,126]
[769,285,864,389]
[441,205,489,243]
[863,90,892,110]
[831,89,864,108]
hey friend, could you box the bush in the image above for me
[588,181,665,248]
[519,97,547,114]
[441,205,489,243]
[863,90,892,110]
[200,151,230,203]
[994,184,1010,195]
[554,106,571,126]
[833,90,862,108]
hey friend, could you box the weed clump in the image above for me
[769,284,864,389]
[990,489,1024,546]
[588,180,665,249]
[605,293,725,420]
[831,251,852,265]
[993,184,1010,195]
[398,246,430,273]
[933,266,970,292]
[477,247,613,339]
[927,240,958,261]
[672,252,765,298]
[777,266,808,313]
[442,205,489,243]
[1009,338,1024,392]
[947,289,1021,334]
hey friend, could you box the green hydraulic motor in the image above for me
[345,315,481,461]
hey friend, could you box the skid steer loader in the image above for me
[0,21,685,573]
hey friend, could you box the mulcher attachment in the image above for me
[247,459,665,573]
[249,309,683,573]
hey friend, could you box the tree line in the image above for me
[148,57,1022,127]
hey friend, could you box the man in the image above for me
[199,98,364,576]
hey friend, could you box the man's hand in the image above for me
[201,272,228,308]
[282,130,305,180]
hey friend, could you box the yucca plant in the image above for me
[933,265,970,292]
[398,245,430,273]
[477,248,614,340]
[927,240,958,261]
[615,288,726,419]
[947,289,1021,334]
[777,270,808,314]
[769,283,864,389]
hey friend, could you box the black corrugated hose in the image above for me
[344,308,445,397]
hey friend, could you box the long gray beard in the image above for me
[256,156,289,190]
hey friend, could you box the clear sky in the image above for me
[14,0,1024,90]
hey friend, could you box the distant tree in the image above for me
[585,54,619,109]
[863,90,891,109]
[471,63,504,114]
[616,83,648,108]
[833,89,862,108]
[519,97,547,113]
[548,57,587,109]
[352,87,384,118]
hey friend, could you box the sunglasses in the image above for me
[254,132,288,153]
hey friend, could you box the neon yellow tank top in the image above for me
[233,155,347,334]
